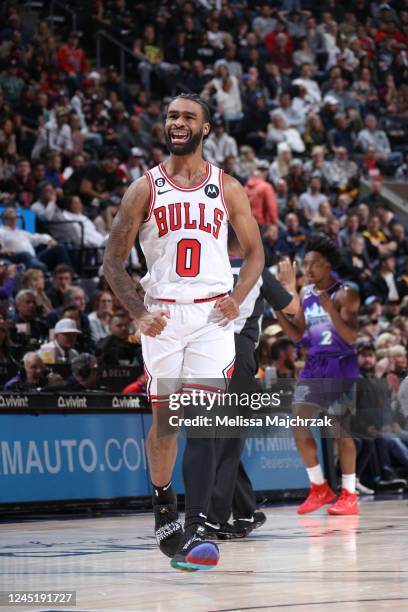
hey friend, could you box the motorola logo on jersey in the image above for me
[153,202,225,239]
[204,184,219,198]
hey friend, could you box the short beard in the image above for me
[165,129,203,156]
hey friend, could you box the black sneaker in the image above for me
[233,511,266,535]
[170,526,220,572]
[204,521,246,540]
[376,478,407,491]
[154,502,183,558]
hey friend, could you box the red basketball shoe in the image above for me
[297,482,337,515]
[327,488,359,515]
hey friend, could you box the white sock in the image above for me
[306,464,325,485]
[342,473,356,494]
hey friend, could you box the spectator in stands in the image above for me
[1,158,36,208]
[3,351,62,391]
[56,304,92,354]
[390,223,408,271]
[278,212,307,259]
[46,264,73,308]
[0,208,71,272]
[44,152,65,189]
[38,317,81,364]
[266,113,305,154]
[45,352,99,392]
[270,338,296,379]
[32,107,73,160]
[238,145,263,182]
[31,182,58,219]
[21,269,53,316]
[268,142,292,185]
[299,176,327,222]
[203,116,238,167]
[312,200,333,229]
[0,59,25,106]
[63,152,124,213]
[356,342,408,478]
[328,114,356,154]
[286,159,308,195]
[134,24,180,95]
[118,115,151,156]
[303,114,328,151]
[325,147,359,190]
[244,162,278,226]
[12,289,49,346]
[95,313,143,370]
[368,255,407,303]
[0,314,17,364]
[57,31,88,94]
[0,260,17,301]
[45,195,105,248]
[120,148,147,182]
[363,215,396,262]
[204,63,243,128]
[223,155,245,184]
[339,234,372,288]
[339,213,362,248]
[89,291,113,344]
[260,223,280,267]
[357,115,403,174]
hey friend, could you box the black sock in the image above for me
[152,480,176,505]
[183,437,216,536]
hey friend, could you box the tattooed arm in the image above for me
[103,177,169,337]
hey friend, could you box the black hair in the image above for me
[52,264,73,277]
[270,338,295,362]
[167,93,211,124]
[305,233,341,269]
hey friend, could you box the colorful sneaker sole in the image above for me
[170,542,220,572]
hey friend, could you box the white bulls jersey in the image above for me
[139,161,233,302]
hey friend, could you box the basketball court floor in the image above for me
[1,499,407,612]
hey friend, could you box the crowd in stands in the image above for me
[1,1,408,491]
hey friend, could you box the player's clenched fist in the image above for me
[139,310,170,337]
[215,296,240,320]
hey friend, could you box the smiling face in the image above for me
[165,98,210,156]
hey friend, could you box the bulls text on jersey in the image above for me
[154,202,224,239]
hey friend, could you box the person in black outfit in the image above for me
[95,313,144,372]
[46,264,74,309]
[11,289,49,348]
[204,227,300,539]
[44,353,99,392]
[63,153,125,215]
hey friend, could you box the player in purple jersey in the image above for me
[276,235,360,516]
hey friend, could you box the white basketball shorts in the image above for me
[141,296,236,406]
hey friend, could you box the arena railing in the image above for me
[49,0,77,31]
[95,31,136,93]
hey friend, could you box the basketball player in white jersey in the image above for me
[103,94,264,572]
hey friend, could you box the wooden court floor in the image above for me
[1,499,407,612]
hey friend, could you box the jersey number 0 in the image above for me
[176,239,201,277]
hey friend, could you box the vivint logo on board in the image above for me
[112,396,140,408]
[57,396,88,408]
[0,395,29,408]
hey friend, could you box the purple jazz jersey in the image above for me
[294,280,359,412]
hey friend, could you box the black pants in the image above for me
[207,334,257,523]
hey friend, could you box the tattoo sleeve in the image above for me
[103,178,149,319]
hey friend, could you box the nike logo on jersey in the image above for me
[157,188,173,195]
